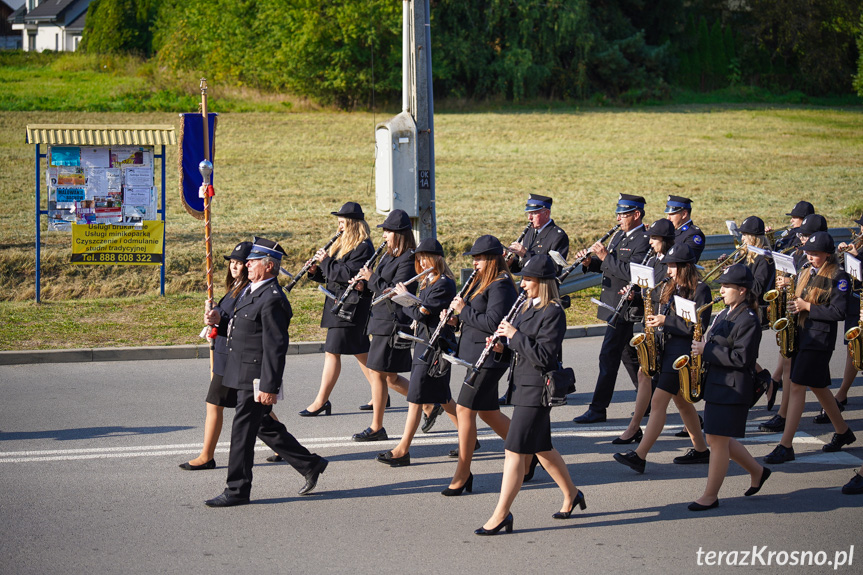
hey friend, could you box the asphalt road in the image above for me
[1,335,861,574]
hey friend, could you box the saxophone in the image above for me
[847,320,863,372]
[629,277,670,377]
[771,264,808,358]
[675,295,723,404]
[763,269,785,327]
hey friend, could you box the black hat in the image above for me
[247,237,287,261]
[647,218,675,239]
[664,195,692,214]
[738,215,765,236]
[525,194,553,212]
[464,234,504,256]
[377,209,412,231]
[801,231,835,254]
[224,241,253,262]
[616,193,646,214]
[664,243,696,264]
[787,201,815,218]
[798,214,828,236]
[853,214,863,226]
[413,238,444,256]
[718,263,754,288]
[516,254,557,279]
[331,201,364,219]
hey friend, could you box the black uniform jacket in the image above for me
[702,304,762,405]
[457,275,518,368]
[212,287,243,376]
[365,250,417,336]
[310,239,374,328]
[586,225,650,322]
[403,276,456,366]
[797,268,851,351]
[745,253,776,305]
[510,220,569,274]
[222,277,293,394]
[774,227,802,252]
[655,282,713,367]
[674,221,706,262]
[505,301,566,407]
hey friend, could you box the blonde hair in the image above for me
[467,254,515,300]
[742,233,769,265]
[520,277,560,311]
[415,253,455,289]
[795,254,839,325]
[387,228,416,257]
[329,217,371,260]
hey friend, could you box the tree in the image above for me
[81,0,161,56]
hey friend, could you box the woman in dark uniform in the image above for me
[764,231,856,464]
[180,241,252,470]
[614,244,712,473]
[689,264,770,510]
[352,209,417,442]
[301,202,375,417]
[377,238,458,466]
[476,255,583,536]
[615,218,673,444]
[443,235,518,495]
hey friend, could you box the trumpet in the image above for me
[838,231,863,253]
[284,230,343,292]
[370,268,434,306]
[504,223,533,266]
[331,240,387,318]
[766,225,791,246]
[674,295,724,404]
[557,224,621,284]
[418,267,479,362]
[702,245,747,283]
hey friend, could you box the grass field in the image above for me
[1,105,862,350]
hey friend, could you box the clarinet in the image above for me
[331,240,387,317]
[284,231,343,292]
[607,248,656,328]
[556,224,622,284]
[464,291,528,387]
[370,268,433,306]
[418,268,479,362]
[504,223,533,266]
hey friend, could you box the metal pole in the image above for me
[412,0,435,241]
[160,144,166,296]
[402,0,410,113]
[35,143,41,303]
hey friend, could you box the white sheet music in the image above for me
[773,252,797,275]
[845,253,862,282]
[674,296,697,323]
[630,262,655,289]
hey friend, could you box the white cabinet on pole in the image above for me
[375,111,418,217]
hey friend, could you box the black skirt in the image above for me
[790,349,833,389]
[457,367,507,411]
[655,370,681,395]
[324,325,370,355]
[504,405,553,454]
[205,373,238,408]
[703,401,748,438]
[406,363,452,404]
[366,333,412,373]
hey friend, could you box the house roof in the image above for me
[7,4,24,24]
[25,0,77,21]
[66,8,84,30]
[26,125,177,147]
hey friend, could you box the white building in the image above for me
[9,0,90,52]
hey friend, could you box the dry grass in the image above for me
[1,106,861,349]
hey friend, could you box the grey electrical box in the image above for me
[375,111,418,217]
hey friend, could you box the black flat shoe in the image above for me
[352,427,388,442]
[573,409,606,424]
[841,472,863,495]
[688,500,719,511]
[759,414,785,433]
[475,512,513,536]
[448,440,480,458]
[299,401,332,417]
[421,404,444,433]
[764,444,794,464]
[179,459,215,471]
[553,490,587,519]
[298,458,328,495]
[766,379,780,411]
[376,450,411,467]
[442,473,473,496]
[612,428,643,445]
[359,396,390,411]
[613,450,646,474]
[205,493,250,507]
[524,454,542,482]
[266,453,283,463]
[675,415,703,437]
[823,428,856,452]
[745,467,772,496]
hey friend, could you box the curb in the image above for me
[0,324,609,366]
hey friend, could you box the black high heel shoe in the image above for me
[524,455,542,482]
[299,401,332,417]
[475,512,513,536]
[553,490,587,519]
[442,473,473,496]
[612,428,643,445]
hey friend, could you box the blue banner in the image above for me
[178,113,218,220]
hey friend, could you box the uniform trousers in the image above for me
[588,321,640,412]
[225,388,321,498]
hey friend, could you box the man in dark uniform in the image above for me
[507,194,570,274]
[573,194,651,424]
[773,200,814,252]
[205,238,329,507]
[665,195,706,262]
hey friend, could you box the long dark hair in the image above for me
[225,262,249,298]
[661,262,700,303]
[467,254,515,300]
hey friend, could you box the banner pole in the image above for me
[199,79,215,373]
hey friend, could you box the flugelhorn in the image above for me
[285,230,343,292]
[371,268,434,306]
[701,245,747,283]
